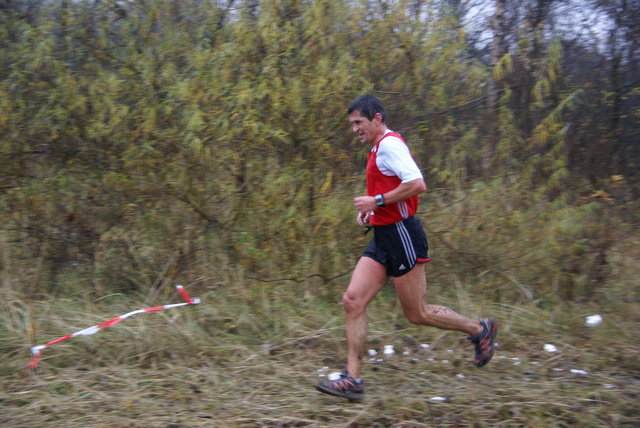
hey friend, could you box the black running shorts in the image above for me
[362,216,431,278]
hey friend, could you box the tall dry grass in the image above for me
[2,263,639,426]
[1,183,639,426]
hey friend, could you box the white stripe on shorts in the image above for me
[396,221,416,268]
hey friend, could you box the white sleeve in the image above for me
[376,136,423,183]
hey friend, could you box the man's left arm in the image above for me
[381,178,426,205]
[354,178,426,215]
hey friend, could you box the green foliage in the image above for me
[0,0,637,309]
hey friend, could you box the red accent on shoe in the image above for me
[468,318,498,367]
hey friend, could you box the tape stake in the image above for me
[26,285,200,369]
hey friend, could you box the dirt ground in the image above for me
[3,328,639,427]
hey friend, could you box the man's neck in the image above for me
[371,126,389,146]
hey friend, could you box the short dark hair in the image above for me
[348,94,385,123]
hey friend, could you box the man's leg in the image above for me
[394,263,498,366]
[342,256,388,379]
[393,263,482,336]
[315,256,387,399]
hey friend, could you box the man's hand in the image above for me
[356,211,370,227]
[354,196,376,216]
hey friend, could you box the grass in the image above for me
[1,280,639,427]
[1,190,638,426]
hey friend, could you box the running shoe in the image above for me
[315,369,364,401]
[468,318,498,367]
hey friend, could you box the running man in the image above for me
[315,95,497,401]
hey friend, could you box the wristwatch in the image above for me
[374,194,385,207]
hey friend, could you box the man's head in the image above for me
[347,94,386,123]
[348,94,387,146]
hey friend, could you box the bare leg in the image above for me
[342,256,388,379]
[394,263,482,336]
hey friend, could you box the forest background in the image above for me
[1,0,639,426]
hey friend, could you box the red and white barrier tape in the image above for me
[27,285,200,369]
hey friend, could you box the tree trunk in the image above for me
[483,0,507,177]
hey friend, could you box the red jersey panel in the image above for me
[366,132,419,226]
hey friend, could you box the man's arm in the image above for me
[380,178,426,205]
[353,178,426,215]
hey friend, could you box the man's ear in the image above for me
[373,112,383,125]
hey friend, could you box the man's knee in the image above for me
[342,291,366,315]
[403,308,429,325]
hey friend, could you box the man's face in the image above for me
[349,111,379,146]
